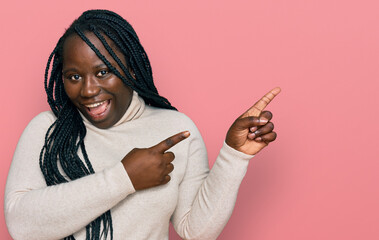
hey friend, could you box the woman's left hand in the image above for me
[226,87,281,155]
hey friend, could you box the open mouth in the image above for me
[84,99,111,119]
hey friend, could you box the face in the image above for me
[62,32,133,129]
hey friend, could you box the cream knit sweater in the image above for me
[5,92,254,240]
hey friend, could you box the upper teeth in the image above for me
[85,100,106,108]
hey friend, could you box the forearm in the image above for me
[173,142,253,240]
[5,162,135,240]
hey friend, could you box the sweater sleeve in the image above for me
[171,122,254,240]
[4,112,136,240]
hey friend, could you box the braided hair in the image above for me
[40,9,176,240]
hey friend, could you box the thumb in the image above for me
[234,114,271,129]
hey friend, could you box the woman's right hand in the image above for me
[121,131,190,190]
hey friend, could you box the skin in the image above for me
[124,88,280,190]
[226,87,281,155]
[62,31,281,191]
[62,33,134,129]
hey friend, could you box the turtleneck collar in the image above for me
[79,91,146,128]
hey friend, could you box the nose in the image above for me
[81,75,100,98]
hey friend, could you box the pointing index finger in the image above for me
[153,131,190,153]
[242,87,281,118]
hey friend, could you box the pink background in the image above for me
[1,0,378,239]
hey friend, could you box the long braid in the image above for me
[40,9,175,240]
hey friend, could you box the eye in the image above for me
[69,74,81,81]
[97,70,109,77]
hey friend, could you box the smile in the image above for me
[83,99,111,119]
[85,100,107,108]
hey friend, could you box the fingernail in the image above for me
[260,117,268,124]
[250,133,256,139]
[255,137,262,141]
[182,131,190,137]
[250,127,258,132]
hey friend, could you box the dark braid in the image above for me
[40,9,176,240]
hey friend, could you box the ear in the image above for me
[129,69,136,80]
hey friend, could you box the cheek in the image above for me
[115,84,133,108]
[63,81,79,101]
[121,85,133,102]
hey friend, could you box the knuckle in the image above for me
[164,152,175,161]
[235,118,243,125]
[151,157,162,167]
[248,116,256,122]
[248,116,259,125]
[262,96,271,104]
[161,174,166,180]
[165,138,174,147]
[264,132,277,142]
[168,163,174,172]
[160,175,170,184]
[234,118,246,129]
[166,175,171,182]
[263,111,273,118]
[155,179,162,186]
[158,159,166,168]
[150,146,159,153]
[272,132,277,140]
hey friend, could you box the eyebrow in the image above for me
[62,68,77,75]
[62,64,108,75]
[94,64,107,69]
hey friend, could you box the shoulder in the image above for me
[29,111,56,124]
[13,111,57,156]
[22,111,57,137]
[27,111,56,127]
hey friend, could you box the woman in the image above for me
[5,9,280,240]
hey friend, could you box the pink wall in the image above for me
[1,0,378,239]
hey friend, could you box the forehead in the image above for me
[62,32,123,65]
